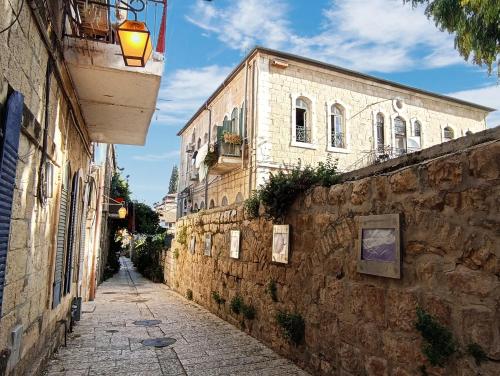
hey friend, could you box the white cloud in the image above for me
[447,85,500,128]
[155,65,232,125]
[132,150,179,162]
[186,0,290,52]
[186,0,463,73]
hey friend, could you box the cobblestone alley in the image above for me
[42,258,309,376]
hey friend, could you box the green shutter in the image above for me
[52,185,68,307]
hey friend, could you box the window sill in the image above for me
[327,146,350,154]
[291,141,317,150]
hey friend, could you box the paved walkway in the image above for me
[43,258,309,376]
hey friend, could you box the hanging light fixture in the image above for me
[117,20,153,67]
[118,205,128,219]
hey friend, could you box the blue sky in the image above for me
[116,0,499,205]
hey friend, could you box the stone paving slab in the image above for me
[42,258,309,376]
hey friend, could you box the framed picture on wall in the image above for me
[204,233,212,256]
[189,234,196,255]
[357,214,401,279]
[230,230,240,259]
[272,225,290,264]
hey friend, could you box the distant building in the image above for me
[177,47,492,216]
[154,194,177,233]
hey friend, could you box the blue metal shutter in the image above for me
[0,91,23,314]
[64,174,79,296]
[52,184,68,308]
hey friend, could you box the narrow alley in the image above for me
[43,258,309,376]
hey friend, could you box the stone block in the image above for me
[469,142,500,180]
[365,356,388,376]
[389,168,418,193]
[426,157,463,190]
[339,342,363,374]
[446,265,497,299]
[386,290,418,332]
[350,179,370,205]
[461,307,495,352]
[382,332,424,365]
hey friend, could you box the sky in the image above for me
[116,0,500,205]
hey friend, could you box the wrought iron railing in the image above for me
[296,126,312,143]
[64,0,166,51]
[218,142,241,158]
[331,132,346,148]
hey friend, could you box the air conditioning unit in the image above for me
[189,171,199,181]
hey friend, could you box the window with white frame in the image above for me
[295,98,311,143]
[394,116,407,156]
[407,120,422,152]
[443,126,454,141]
[376,113,385,153]
[330,104,346,148]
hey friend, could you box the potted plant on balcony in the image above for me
[223,131,242,145]
[204,144,218,168]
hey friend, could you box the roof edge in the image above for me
[177,46,495,136]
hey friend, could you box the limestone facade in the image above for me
[0,1,115,374]
[168,127,500,375]
[177,48,491,215]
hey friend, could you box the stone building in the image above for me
[0,1,163,374]
[154,193,178,234]
[177,47,492,216]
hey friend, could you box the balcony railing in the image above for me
[296,126,312,143]
[65,0,166,51]
[331,132,346,148]
[218,142,241,158]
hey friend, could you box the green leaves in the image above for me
[276,311,305,346]
[404,0,500,75]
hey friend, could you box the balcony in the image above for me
[62,1,165,145]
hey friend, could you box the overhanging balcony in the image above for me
[62,0,166,145]
[209,142,242,175]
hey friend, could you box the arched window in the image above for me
[193,203,199,212]
[295,98,311,143]
[200,201,205,210]
[443,126,454,141]
[221,196,228,207]
[235,192,243,204]
[191,130,196,144]
[413,121,421,137]
[231,107,239,133]
[376,113,384,153]
[330,104,345,148]
[197,138,201,150]
[211,125,217,142]
[209,199,215,209]
[394,116,407,156]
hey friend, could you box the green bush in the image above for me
[186,289,193,300]
[132,232,170,283]
[415,307,457,367]
[467,343,488,365]
[244,191,260,218]
[276,311,305,346]
[211,291,225,306]
[267,279,278,302]
[246,157,339,220]
[230,295,244,314]
[177,226,187,245]
[242,304,256,320]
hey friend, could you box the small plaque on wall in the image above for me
[189,235,196,255]
[357,214,401,279]
[204,233,212,256]
[230,230,240,259]
[272,225,289,264]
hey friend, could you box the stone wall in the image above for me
[167,128,500,376]
[0,1,93,374]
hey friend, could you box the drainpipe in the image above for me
[242,60,249,177]
[249,59,258,194]
[204,105,211,207]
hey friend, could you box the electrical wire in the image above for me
[0,0,24,34]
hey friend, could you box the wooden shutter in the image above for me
[0,91,24,314]
[239,106,244,136]
[52,183,68,308]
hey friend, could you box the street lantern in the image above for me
[118,206,127,219]
[117,20,153,67]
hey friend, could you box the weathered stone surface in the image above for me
[389,168,418,193]
[426,157,464,190]
[469,142,500,180]
[350,179,370,205]
[365,356,388,376]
